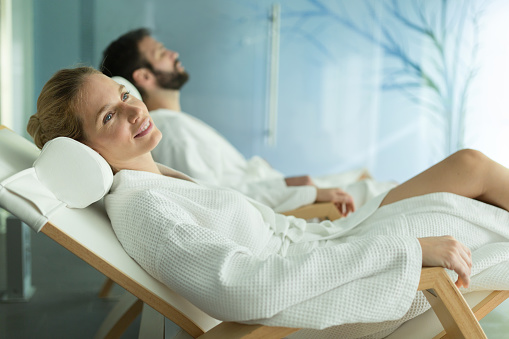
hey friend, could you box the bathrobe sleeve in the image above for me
[111,190,423,329]
[233,178,318,212]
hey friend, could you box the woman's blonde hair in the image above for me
[27,66,101,149]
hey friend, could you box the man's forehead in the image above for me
[138,36,160,55]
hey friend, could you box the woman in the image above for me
[28,67,509,338]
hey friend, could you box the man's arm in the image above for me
[285,175,356,216]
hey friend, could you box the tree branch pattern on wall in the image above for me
[285,0,489,153]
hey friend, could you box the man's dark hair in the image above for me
[100,28,152,90]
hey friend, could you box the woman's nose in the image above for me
[126,104,143,123]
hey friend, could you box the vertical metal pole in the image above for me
[266,3,281,147]
[1,215,35,302]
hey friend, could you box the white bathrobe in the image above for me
[150,109,396,211]
[105,165,509,338]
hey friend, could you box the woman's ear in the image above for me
[132,68,155,89]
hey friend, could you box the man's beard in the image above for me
[153,61,189,90]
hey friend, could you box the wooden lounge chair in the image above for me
[1,125,507,339]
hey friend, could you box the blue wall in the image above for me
[33,0,81,100]
[34,0,499,183]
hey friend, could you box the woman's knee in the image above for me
[450,149,489,173]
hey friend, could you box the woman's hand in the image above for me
[418,236,472,288]
[316,188,355,217]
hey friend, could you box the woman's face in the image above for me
[77,73,162,170]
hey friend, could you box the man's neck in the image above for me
[144,88,181,112]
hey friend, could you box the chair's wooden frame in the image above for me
[1,125,507,339]
[93,201,508,339]
[46,207,509,339]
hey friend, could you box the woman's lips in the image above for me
[134,119,153,138]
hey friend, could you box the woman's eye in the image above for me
[122,91,130,101]
[103,113,113,124]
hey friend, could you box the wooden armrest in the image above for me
[419,267,486,338]
[281,202,341,221]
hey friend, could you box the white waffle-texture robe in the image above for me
[150,109,396,212]
[105,165,509,338]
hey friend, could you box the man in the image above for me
[100,28,395,213]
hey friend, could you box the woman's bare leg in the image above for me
[381,149,509,287]
[380,149,509,211]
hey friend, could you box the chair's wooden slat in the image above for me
[197,322,299,339]
[433,290,509,339]
[98,277,115,298]
[471,290,509,320]
[138,303,165,339]
[419,268,487,339]
[94,293,143,339]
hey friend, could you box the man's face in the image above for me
[138,36,189,90]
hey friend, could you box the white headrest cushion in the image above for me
[112,76,142,101]
[33,137,113,208]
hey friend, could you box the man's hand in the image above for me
[285,175,315,187]
[418,236,472,288]
[316,188,355,216]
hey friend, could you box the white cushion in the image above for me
[34,137,113,209]
[112,76,142,101]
